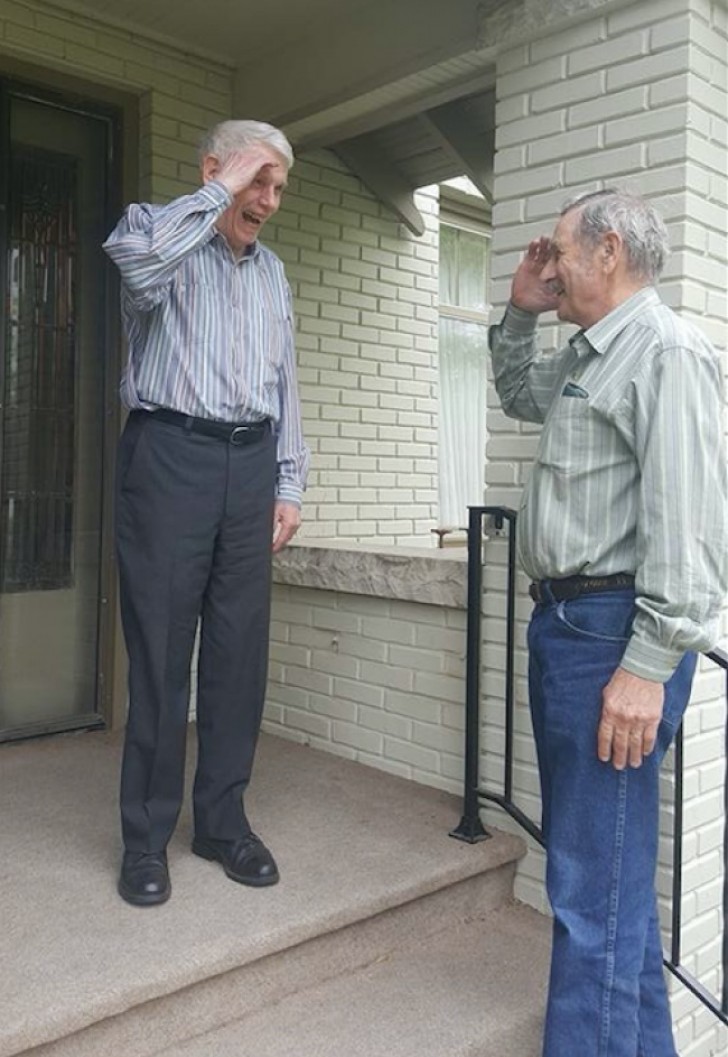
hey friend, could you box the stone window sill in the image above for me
[272,539,467,609]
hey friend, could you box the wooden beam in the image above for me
[419,107,494,204]
[286,69,496,151]
[332,139,426,237]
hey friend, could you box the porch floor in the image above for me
[1,726,550,1057]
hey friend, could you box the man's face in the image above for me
[216,155,288,254]
[540,209,607,329]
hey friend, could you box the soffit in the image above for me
[46,0,496,234]
[47,0,374,66]
[330,87,495,237]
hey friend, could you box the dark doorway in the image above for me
[0,86,118,740]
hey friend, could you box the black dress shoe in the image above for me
[192,834,279,887]
[118,850,171,906]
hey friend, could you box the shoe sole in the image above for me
[117,879,171,907]
[191,839,279,887]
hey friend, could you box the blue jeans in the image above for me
[528,589,696,1057]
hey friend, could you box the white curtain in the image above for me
[438,316,488,528]
[437,223,488,528]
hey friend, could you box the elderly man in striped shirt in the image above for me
[489,189,727,1057]
[104,120,309,907]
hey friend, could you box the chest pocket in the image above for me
[255,274,290,370]
[172,280,226,348]
[536,394,593,475]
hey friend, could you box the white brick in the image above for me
[607,45,692,91]
[496,111,565,150]
[568,29,648,77]
[529,126,601,165]
[332,720,383,753]
[564,143,647,183]
[569,85,649,129]
[498,55,566,97]
[383,738,440,772]
[605,103,694,147]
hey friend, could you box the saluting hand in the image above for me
[511,237,562,315]
[204,145,284,197]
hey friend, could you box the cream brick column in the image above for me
[486,1,728,1053]
[264,152,440,544]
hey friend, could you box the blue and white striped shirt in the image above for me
[490,289,728,682]
[103,180,309,505]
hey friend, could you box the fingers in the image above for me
[511,236,560,314]
[272,502,301,554]
[209,145,282,195]
[598,668,664,771]
[526,236,552,266]
[272,522,296,553]
[599,719,656,770]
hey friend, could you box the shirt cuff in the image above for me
[276,481,303,507]
[620,637,684,684]
[500,303,540,334]
[200,180,234,210]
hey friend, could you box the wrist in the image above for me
[501,303,539,334]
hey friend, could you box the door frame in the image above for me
[0,77,124,739]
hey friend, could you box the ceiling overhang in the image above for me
[35,0,498,232]
[323,87,495,236]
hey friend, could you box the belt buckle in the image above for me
[229,425,250,446]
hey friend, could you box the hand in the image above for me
[597,667,665,770]
[204,145,284,197]
[272,500,301,554]
[511,237,561,315]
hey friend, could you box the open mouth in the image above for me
[241,210,263,226]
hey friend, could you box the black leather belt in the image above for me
[139,408,271,446]
[529,573,635,604]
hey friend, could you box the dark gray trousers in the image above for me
[115,412,276,852]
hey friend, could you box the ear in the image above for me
[201,154,220,185]
[601,231,622,274]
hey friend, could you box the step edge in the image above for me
[2,839,526,1057]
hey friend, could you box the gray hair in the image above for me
[198,120,294,170]
[562,188,670,282]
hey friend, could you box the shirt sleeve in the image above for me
[102,181,232,311]
[620,343,728,681]
[488,304,570,424]
[274,285,310,506]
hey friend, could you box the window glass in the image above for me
[437,217,490,530]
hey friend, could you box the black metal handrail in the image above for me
[451,504,728,1026]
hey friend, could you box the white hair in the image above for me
[198,120,294,169]
[562,188,670,283]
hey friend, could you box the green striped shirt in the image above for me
[489,287,728,682]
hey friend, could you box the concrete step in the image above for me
[153,901,550,1057]
[1,729,545,1057]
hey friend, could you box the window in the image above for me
[438,214,490,529]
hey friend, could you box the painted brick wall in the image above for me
[264,582,468,790]
[263,153,441,545]
[487,1,728,1053]
[0,4,441,545]
[0,0,234,200]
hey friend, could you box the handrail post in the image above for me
[450,505,489,842]
[501,510,517,802]
[670,726,684,968]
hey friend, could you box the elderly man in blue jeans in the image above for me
[489,188,727,1057]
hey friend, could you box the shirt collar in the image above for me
[580,286,660,355]
[212,231,261,262]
